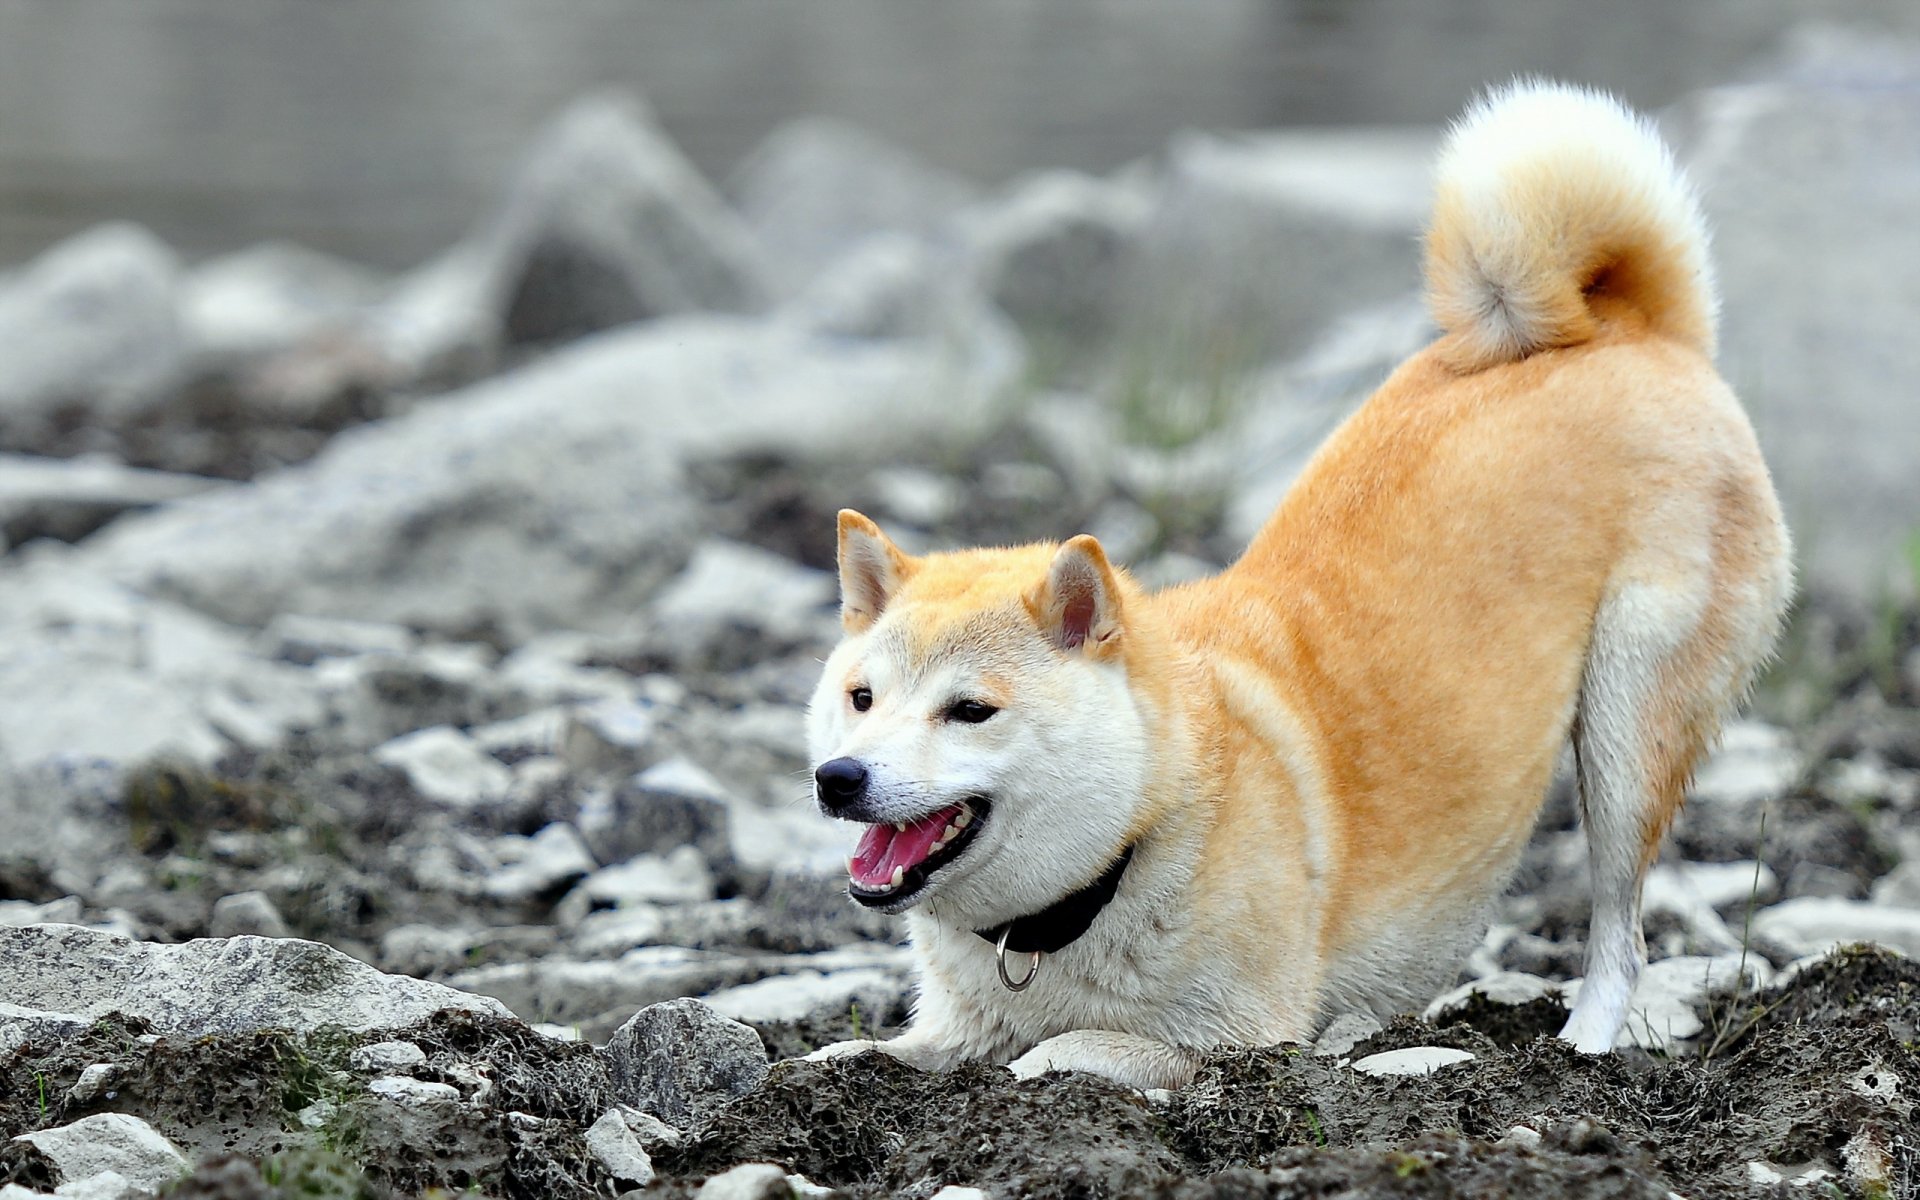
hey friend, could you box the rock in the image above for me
[559,847,716,921]
[645,538,835,668]
[1871,861,1920,909]
[729,117,977,297]
[1350,1047,1476,1077]
[1751,897,1920,959]
[350,1041,428,1073]
[1120,127,1434,374]
[0,896,83,928]
[1668,27,1920,591]
[965,169,1151,358]
[71,317,1014,639]
[0,560,320,770]
[1567,954,1771,1053]
[7,1113,188,1193]
[603,997,771,1127]
[373,725,513,809]
[1424,973,1568,1022]
[491,94,768,345]
[701,966,906,1024]
[694,1162,792,1200]
[262,612,415,665]
[778,233,1014,357]
[65,1064,118,1106]
[0,224,185,432]
[0,925,509,1041]
[179,241,386,364]
[559,698,660,777]
[929,1189,992,1200]
[206,890,292,939]
[1642,863,1770,953]
[367,1076,462,1107]
[612,1104,683,1150]
[0,454,225,549]
[1688,720,1801,807]
[1311,1012,1384,1057]
[580,758,734,869]
[584,1108,655,1188]
[481,823,596,903]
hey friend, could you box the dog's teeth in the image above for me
[894,822,907,833]
[954,809,973,829]
[889,866,905,888]
[937,823,958,845]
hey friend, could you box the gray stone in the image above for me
[581,758,734,869]
[8,1113,187,1193]
[1120,127,1434,374]
[481,823,597,903]
[613,1104,683,1150]
[1871,861,1920,910]
[559,847,716,922]
[1567,954,1771,1053]
[367,1076,462,1107]
[965,169,1150,356]
[207,891,292,939]
[646,539,835,662]
[65,1065,118,1106]
[584,1108,654,1188]
[729,117,977,297]
[0,560,321,771]
[490,93,768,345]
[1751,897,1920,959]
[1688,720,1801,807]
[0,224,185,429]
[1350,1047,1475,1078]
[0,897,83,928]
[49,1171,146,1200]
[603,997,771,1127]
[559,698,660,777]
[701,966,906,1025]
[180,241,387,365]
[350,1041,428,1073]
[1424,973,1567,1022]
[262,612,415,665]
[1668,27,1920,591]
[0,925,509,1040]
[0,454,225,549]
[694,1162,792,1200]
[374,725,513,809]
[71,317,1014,640]
[1311,1012,1386,1059]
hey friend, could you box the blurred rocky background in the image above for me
[2,4,1919,1198]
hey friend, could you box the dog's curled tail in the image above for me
[1424,79,1716,373]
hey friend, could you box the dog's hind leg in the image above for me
[1559,498,1790,1052]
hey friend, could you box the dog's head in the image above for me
[806,509,1153,924]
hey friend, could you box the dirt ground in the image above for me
[0,947,1913,1199]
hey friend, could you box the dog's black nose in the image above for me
[814,757,869,813]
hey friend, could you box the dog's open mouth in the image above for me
[846,799,987,906]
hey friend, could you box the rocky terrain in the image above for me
[3,23,1920,1200]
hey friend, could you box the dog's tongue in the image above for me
[850,805,964,887]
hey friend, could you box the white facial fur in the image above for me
[807,606,1152,930]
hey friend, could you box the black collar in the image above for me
[974,845,1135,955]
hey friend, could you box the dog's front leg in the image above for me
[801,1023,973,1072]
[1007,1030,1199,1091]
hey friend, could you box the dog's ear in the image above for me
[1032,535,1125,657]
[837,509,913,634]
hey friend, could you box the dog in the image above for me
[801,80,1792,1091]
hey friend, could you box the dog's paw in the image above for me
[1006,1046,1059,1081]
[802,1039,881,1063]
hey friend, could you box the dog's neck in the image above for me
[972,845,1135,955]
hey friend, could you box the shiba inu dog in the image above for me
[803,80,1792,1090]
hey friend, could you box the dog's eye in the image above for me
[850,687,873,712]
[947,699,998,724]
